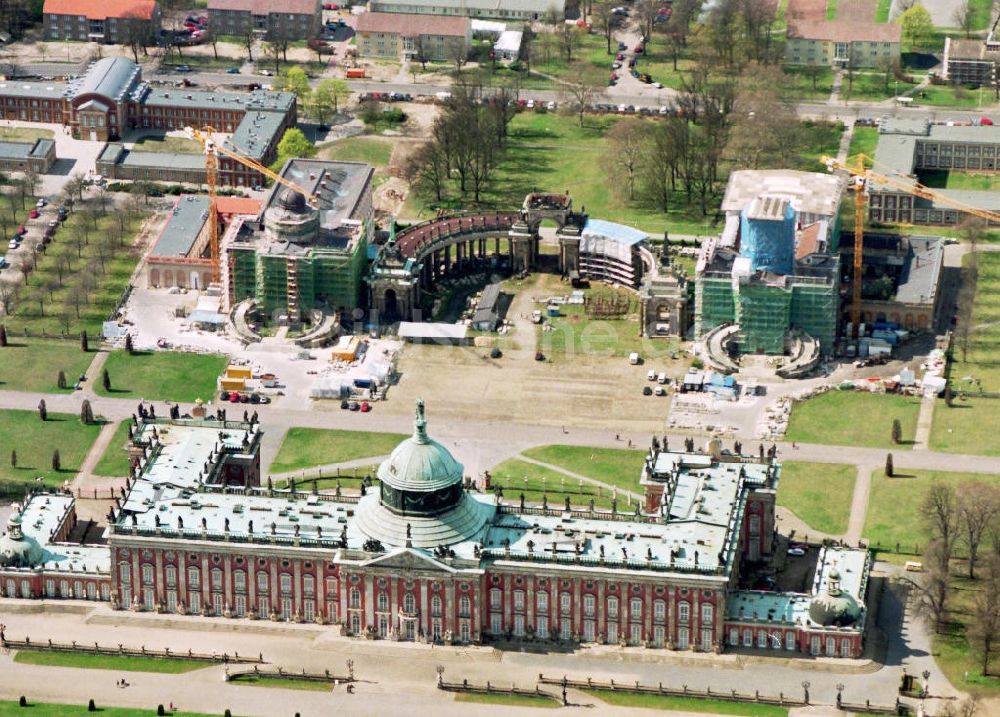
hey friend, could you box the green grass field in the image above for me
[403,112,840,237]
[489,458,616,509]
[863,469,1000,553]
[776,461,856,535]
[915,85,986,108]
[585,690,788,716]
[0,701,225,717]
[848,126,878,167]
[130,135,202,154]
[0,341,94,394]
[785,391,920,449]
[840,72,916,102]
[268,427,408,474]
[933,571,1000,696]
[930,398,1000,456]
[94,351,228,403]
[317,137,393,167]
[91,420,132,477]
[13,650,209,673]
[0,127,54,142]
[947,253,1000,395]
[228,674,332,691]
[273,468,380,492]
[521,444,647,493]
[454,692,559,708]
[5,208,147,336]
[780,67,834,100]
[920,170,1000,191]
[0,409,101,493]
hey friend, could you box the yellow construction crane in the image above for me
[823,152,1000,337]
[185,125,318,284]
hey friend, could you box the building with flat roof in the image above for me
[145,194,262,290]
[225,159,375,320]
[696,170,845,355]
[1,407,870,657]
[43,0,160,44]
[369,0,564,21]
[942,37,1000,87]
[207,0,321,40]
[3,57,295,186]
[784,0,900,68]
[0,138,56,173]
[355,12,471,61]
[869,118,1000,225]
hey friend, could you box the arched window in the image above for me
[118,562,130,582]
[302,575,315,596]
[377,591,389,612]
[233,570,246,591]
[431,594,442,616]
[211,568,223,589]
[403,592,415,613]
[678,601,690,623]
[459,595,470,617]
[187,567,200,587]
[141,564,154,585]
[349,587,360,609]
[490,587,502,608]
[701,603,713,623]
[165,565,177,587]
[536,592,548,612]
[257,572,268,591]
[654,600,666,621]
[749,514,761,536]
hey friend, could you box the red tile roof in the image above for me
[215,196,262,216]
[43,0,157,20]
[208,0,318,15]
[787,19,901,43]
[356,12,470,38]
[795,222,822,260]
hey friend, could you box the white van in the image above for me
[647,369,657,381]
[657,372,668,384]
[628,352,640,365]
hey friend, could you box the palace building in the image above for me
[0,405,870,658]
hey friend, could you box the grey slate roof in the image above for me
[151,194,211,257]
[66,56,141,102]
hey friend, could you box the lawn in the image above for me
[533,283,684,362]
[840,72,916,102]
[13,650,209,673]
[946,253,1000,393]
[775,461,856,535]
[914,85,987,108]
[0,340,94,394]
[94,351,228,403]
[268,427,408,474]
[967,0,995,31]
[228,674,332,691]
[863,469,1000,553]
[920,169,1000,192]
[932,571,1000,696]
[5,206,148,336]
[454,692,559,708]
[585,690,788,716]
[317,137,393,166]
[0,127,54,142]
[130,135,202,154]
[0,701,225,717]
[520,444,647,493]
[91,420,133,477]
[272,468,380,491]
[874,0,891,22]
[780,66,834,101]
[489,458,617,509]
[0,409,101,495]
[784,390,921,449]
[930,397,1000,456]
[848,126,878,167]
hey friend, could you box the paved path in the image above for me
[845,464,875,545]
[912,394,936,450]
[70,420,121,491]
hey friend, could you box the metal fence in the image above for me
[225,664,354,684]
[2,637,264,665]
[438,678,558,703]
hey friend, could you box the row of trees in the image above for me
[279,67,351,127]
[404,85,519,203]
[914,480,1000,675]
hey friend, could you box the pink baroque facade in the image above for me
[2,408,870,658]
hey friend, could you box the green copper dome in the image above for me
[377,399,464,493]
[0,513,44,568]
[808,568,861,627]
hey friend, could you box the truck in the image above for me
[345,68,366,78]
[531,309,543,324]
[628,352,640,365]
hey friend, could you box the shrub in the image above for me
[88,699,96,712]
[19,696,27,707]
[157,705,166,716]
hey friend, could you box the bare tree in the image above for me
[953,0,976,38]
[923,481,960,567]
[242,27,255,62]
[558,24,583,63]
[592,0,617,54]
[445,38,469,73]
[958,481,1000,579]
[969,559,1000,676]
[560,63,601,126]
[404,141,449,203]
[605,119,648,201]
[912,540,952,633]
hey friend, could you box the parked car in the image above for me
[340,399,350,409]
[35,198,46,208]
[349,400,360,411]
[16,225,26,236]
[219,391,231,401]
[7,239,19,250]
[48,220,58,229]
[787,547,807,557]
[0,256,7,269]
[654,385,666,396]
[226,67,240,74]
[28,209,39,219]
[176,64,192,73]
[642,386,653,396]
[360,401,371,412]
[57,207,69,220]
